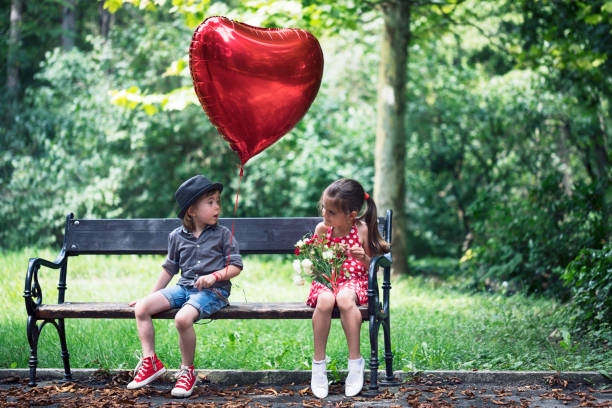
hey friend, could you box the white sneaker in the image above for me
[345,357,364,397]
[311,360,328,398]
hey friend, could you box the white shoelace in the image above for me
[174,367,194,388]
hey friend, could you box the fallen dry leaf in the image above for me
[0,373,609,408]
[460,389,476,399]
[495,388,513,397]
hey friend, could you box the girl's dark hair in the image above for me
[320,178,390,254]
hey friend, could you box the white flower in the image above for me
[292,233,349,294]
[293,274,305,286]
[301,258,314,275]
[292,259,302,274]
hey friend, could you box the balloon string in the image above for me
[225,164,244,271]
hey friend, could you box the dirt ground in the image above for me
[1,370,611,407]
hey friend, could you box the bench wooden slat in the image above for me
[64,218,322,255]
[35,302,368,320]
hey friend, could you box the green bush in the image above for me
[562,244,612,341]
[409,257,461,280]
[463,174,608,296]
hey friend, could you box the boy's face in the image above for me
[188,190,221,226]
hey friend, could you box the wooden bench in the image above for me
[24,211,395,391]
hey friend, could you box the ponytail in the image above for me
[359,194,390,255]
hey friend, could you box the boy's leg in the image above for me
[171,305,199,398]
[174,304,199,366]
[175,287,230,364]
[127,290,174,390]
[134,291,172,356]
[171,288,229,398]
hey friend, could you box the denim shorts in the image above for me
[160,284,229,321]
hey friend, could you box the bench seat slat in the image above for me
[35,302,368,320]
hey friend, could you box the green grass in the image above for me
[2,248,610,373]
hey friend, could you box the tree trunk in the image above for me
[7,0,23,99]
[62,0,76,50]
[374,0,411,275]
[99,2,113,40]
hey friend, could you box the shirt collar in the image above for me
[181,223,217,237]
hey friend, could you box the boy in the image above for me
[127,175,242,397]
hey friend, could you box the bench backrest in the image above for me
[62,211,392,256]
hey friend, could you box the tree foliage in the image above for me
[0,0,610,329]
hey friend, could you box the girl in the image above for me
[307,178,390,398]
[127,175,243,398]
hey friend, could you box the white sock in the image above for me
[313,359,326,371]
[348,357,363,367]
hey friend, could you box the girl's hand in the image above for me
[347,246,369,265]
[128,299,138,307]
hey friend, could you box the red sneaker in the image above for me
[171,365,197,398]
[127,354,166,389]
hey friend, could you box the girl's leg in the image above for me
[336,289,365,396]
[336,289,362,360]
[134,292,172,356]
[312,292,335,361]
[311,291,335,399]
[174,304,200,366]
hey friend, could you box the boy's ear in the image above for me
[187,204,196,217]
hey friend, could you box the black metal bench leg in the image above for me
[57,319,73,382]
[366,316,380,393]
[27,317,73,386]
[381,316,397,384]
[368,340,379,391]
[26,316,39,387]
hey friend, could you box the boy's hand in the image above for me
[194,274,216,290]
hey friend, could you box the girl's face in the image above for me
[321,197,353,229]
[189,191,221,226]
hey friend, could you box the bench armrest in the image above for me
[367,252,392,319]
[24,249,68,316]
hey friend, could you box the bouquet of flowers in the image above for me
[293,233,349,294]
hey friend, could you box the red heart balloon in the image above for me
[189,16,324,165]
